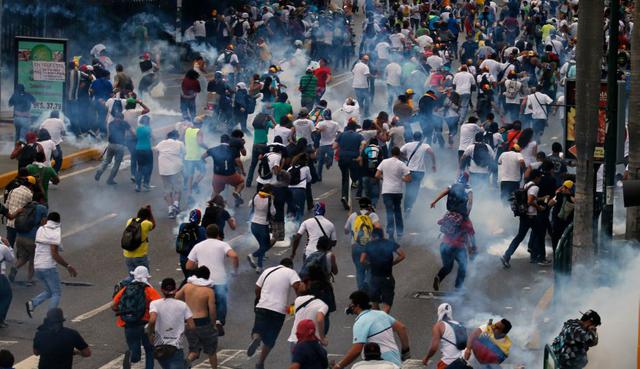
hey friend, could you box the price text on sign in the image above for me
[32,61,66,81]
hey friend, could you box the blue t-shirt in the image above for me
[17,204,48,239]
[352,310,401,366]
[364,239,399,277]
[90,78,113,100]
[135,125,152,150]
[337,130,364,160]
[206,144,236,176]
[291,340,329,369]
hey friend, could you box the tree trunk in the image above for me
[626,2,640,241]
[572,0,604,262]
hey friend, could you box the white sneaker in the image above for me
[247,254,257,269]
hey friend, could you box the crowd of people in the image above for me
[3,0,630,368]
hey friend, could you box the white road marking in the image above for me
[59,164,99,179]
[62,213,118,239]
[329,75,353,88]
[71,301,113,323]
[0,340,18,345]
[14,355,39,369]
[314,188,337,200]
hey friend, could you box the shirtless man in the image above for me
[176,266,218,368]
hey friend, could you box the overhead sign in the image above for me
[15,37,67,119]
[564,80,607,162]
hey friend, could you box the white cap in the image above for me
[130,266,151,282]
[437,303,453,321]
[242,12,249,19]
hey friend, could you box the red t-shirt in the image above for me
[313,67,331,89]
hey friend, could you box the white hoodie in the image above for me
[339,100,360,131]
[34,220,62,269]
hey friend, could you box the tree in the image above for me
[626,2,640,241]
[572,0,604,261]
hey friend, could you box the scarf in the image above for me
[187,276,215,287]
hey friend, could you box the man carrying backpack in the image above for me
[202,134,245,207]
[248,186,276,274]
[176,210,206,282]
[430,173,476,291]
[122,206,156,281]
[246,113,276,187]
[421,303,467,369]
[360,138,384,207]
[400,131,437,214]
[26,151,60,204]
[360,228,405,313]
[459,132,496,192]
[112,266,161,369]
[344,197,381,291]
[291,203,337,264]
[375,146,412,240]
[10,191,48,286]
[4,174,34,248]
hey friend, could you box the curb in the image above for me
[0,148,102,188]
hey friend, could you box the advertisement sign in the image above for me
[564,80,607,161]
[15,37,67,119]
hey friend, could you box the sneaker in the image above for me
[122,350,132,369]
[256,266,263,274]
[130,176,136,183]
[433,276,440,291]
[537,259,552,267]
[106,180,117,185]
[500,256,511,269]
[143,185,151,192]
[247,254,257,269]
[94,171,102,181]
[135,186,141,192]
[0,321,8,328]
[25,301,33,318]
[25,280,34,287]
[233,192,244,207]
[216,321,225,337]
[8,267,17,282]
[340,197,349,210]
[247,335,261,357]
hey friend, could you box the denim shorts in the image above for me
[252,307,285,348]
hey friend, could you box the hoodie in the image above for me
[34,220,62,269]
[339,100,360,130]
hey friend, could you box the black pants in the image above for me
[338,157,360,200]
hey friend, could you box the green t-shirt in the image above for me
[27,164,57,201]
[272,102,293,125]
[299,74,318,99]
[254,121,274,145]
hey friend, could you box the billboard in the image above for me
[564,80,607,161]
[15,37,67,120]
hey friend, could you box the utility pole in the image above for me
[176,0,183,43]
[601,0,620,248]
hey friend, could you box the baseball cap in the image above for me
[580,310,601,326]
[563,180,574,189]
[46,308,65,323]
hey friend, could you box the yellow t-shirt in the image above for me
[123,218,154,258]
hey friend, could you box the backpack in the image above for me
[510,183,533,217]
[352,211,374,246]
[245,95,257,114]
[258,154,274,180]
[288,165,303,185]
[118,282,148,325]
[121,218,144,251]
[479,74,492,93]
[438,211,465,236]
[111,99,123,117]
[446,183,468,215]
[482,132,496,149]
[504,80,520,100]
[18,144,39,169]
[175,223,199,255]
[365,145,381,172]
[14,201,39,232]
[442,320,469,350]
[252,113,269,130]
[472,143,493,167]
[300,251,330,281]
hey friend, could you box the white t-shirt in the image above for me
[352,62,370,89]
[525,92,553,119]
[520,142,537,167]
[287,295,329,342]
[124,108,144,128]
[400,142,432,172]
[193,20,206,37]
[251,194,276,225]
[40,118,65,145]
[256,266,301,314]
[274,125,292,144]
[317,120,339,146]
[155,139,185,176]
[352,361,399,369]
[525,182,540,216]
[293,119,314,143]
[256,152,282,185]
[463,144,495,174]
[478,59,503,80]
[105,98,127,124]
[33,223,62,270]
[377,157,410,194]
[187,239,233,284]
[375,42,391,60]
[39,140,56,168]
[289,165,312,189]
[388,33,405,50]
[149,298,193,348]
[297,216,337,256]
[458,123,483,151]
[416,35,434,49]
[452,71,475,95]
[384,63,402,87]
[498,151,524,182]
[426,55,444,71]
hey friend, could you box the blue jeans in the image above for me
[251,222,271,268]
[354,88,371,117]
[361,177,380,207]
[213,284,228,325]
[97,143,125,182]
[14,116,31,142]
[382,193,404,239]
[32,268,61,310]
[0,275,12,322]
[52,145,63,173]
[246,144,267,186]
[404,171,425,213]
[503,215,545,262]
[436,243,468,289]
[135,149,154,188]
[458,93,471,125]
[287,188,306,225]
[316,145,334,180]
[124,256,150,283]
[157,349,185,369]
[124,325,154,369]
[351,244,368,291]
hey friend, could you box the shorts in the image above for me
[367,275,395,306]
[15,236,36,261]
[186,318,218,355]
[183,160,205,178]
[213,173,244,193]
[161,173,182,195]
[252,307,285,348]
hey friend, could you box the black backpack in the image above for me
[442,320,469,350]
[121,219,144,251]
[252,113,269,130]
[18,144,39,169]
[446,183,468,215]
[510,183,533,217]
[482,132,496,149]
[14,201,39,232]
[175,223,199,256]
[288,165,303,185]
[118,282,148,325]
[479,74,493,94]
[300,251,330,281]
[472,143,493,167]
[258,154,274,180]
[245,95,256,114]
